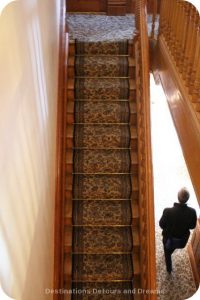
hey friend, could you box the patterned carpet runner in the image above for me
[72,40,133,299]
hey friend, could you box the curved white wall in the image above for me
[0,0,61,299]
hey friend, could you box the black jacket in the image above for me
[159,203,197,240]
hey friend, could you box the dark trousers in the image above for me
[163,242,176,272]
[163,236,188,272]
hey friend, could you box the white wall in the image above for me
[0,0,61,299]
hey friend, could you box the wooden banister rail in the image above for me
[54,0,68,298]
[159,0,200,101]
[135,0,156,298]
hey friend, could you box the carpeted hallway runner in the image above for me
[72,40,133,299]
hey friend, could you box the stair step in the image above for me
[72,124,137,149]
[75,56,129,77]
[71,174,138,199]
[67,56,135,79]
[70,281,134,300]
[71,254,133,281]
[73,226,133,253]
[72,200,132,226]
[74,78,131,100]
[68,79,136,90]
[66,100,137,125]
[74,101,130,123]
[73,149,132,173]
[69,40,134,56]
[69,55,135,66]
[66,149,138,174]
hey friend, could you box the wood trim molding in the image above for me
[135,1,157,297]
[156,35,200,204]
[66,0,161,14]
[54,0,68,298]
[188,219,200,288]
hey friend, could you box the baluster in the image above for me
[192,18,200,101]
[151,0,158,39]
[184,6,197,85]
[193,56,200,102]
[190,19,200,100]
[168,0,178,53]
[166,0,174,43]
[182,3,192,81]
[160,0,170,38]
[171,0,182,61]
[176,1,187,70]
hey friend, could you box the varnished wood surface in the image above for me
[54,0,68,298]
[156,36,200,205]
[67,0,107,13]
[67,0,160,14]
[135,1,156,298]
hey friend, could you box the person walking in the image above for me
[159,187,197,273]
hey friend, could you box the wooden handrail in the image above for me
[135,0,156,298]
[54,0,68,298]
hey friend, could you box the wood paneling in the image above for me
[67,0,161,14]
[67,0,107,12]
[107,0,127,15]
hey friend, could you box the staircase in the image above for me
[65,39,141,299]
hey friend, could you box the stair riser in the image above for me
[69,42,135,57]
[66,112,137,125]
[66,137,138,151]
[66,164,138,175]
[67,115,136,124]
[67,90,136,101]
[68,65,136,79]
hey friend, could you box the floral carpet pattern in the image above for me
[71,39,133,298]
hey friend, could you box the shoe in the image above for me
[167,268,172,274]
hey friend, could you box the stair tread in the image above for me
[75,78,130,100]
[74,101,130,123]
[75,56,129,77]
[73,124,137,148]
[73,174,133,199]
[73,227,133,253]
[70,282,133,300]
[73,149,132,173]
[75,40,129,55]
[73,200,132,226]
[71,254,133,281]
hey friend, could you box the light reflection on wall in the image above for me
[0,1,16,15]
